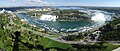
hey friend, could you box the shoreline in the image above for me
[16,12,112,34]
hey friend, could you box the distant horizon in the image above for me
[1,0,120,7]
[1,5,120,8]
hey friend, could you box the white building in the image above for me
[0,9,13,14]
[0,9,6,13]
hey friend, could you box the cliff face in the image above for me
[27,9,92,21]
[56,15,91,21]
[52,10,91,21]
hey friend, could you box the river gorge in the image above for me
[16,8,113,33]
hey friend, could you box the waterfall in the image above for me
[91,12,106,22]
[40,14,58,21]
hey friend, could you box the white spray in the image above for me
[40,14,58,21]
[91,12,106,22]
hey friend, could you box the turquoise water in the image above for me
[16,13,107,32]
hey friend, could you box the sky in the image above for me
[0,0,120,7]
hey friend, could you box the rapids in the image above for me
[17,10,113,33]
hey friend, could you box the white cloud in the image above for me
[25,0,55,5]
[10,0,55,5]
[11,0,16,2]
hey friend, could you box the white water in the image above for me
[40,14,58,21]
[39,10,111,32]
[40,11,107,22]
[91,12,106,22]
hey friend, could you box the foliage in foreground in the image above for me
[99,17,120,41]
[0,13,120,51]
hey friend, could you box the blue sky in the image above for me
[0,0,120,7]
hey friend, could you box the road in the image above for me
[7,12,120,45]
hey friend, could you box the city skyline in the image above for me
[0,0,120,7]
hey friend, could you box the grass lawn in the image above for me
[39,37,72,49]
[103,44,120,51]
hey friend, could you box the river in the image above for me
[16,10,112,33]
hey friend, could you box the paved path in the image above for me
[9,13,120,45]
[113,47,120,51]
